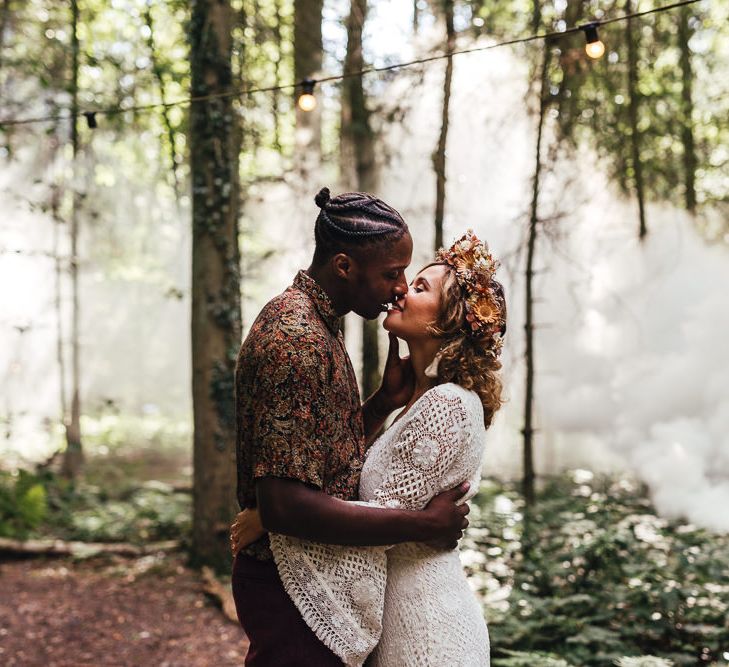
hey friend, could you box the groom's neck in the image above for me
[305,263,351,317]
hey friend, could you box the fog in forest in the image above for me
[2,5,728,534]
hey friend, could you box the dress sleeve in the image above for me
[369,386,473,512]
[269,533,387,667]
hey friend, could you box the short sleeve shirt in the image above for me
[235,270,365,559]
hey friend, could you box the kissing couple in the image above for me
[230,188,506,666]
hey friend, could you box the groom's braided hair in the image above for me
[312,187,408,263]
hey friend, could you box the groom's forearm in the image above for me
[256,477,429,546]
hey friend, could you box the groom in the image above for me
[233,188,470,665]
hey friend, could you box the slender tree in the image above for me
[0,0,11,72]
[61,0,83,479]
[432,0,455,251]
[142,1,181,200]
[294,0,323,183]
[271,0,284,151]
[0,0,10,153]
[51,174,68,429]
[678,5,697,213]
[189,0,242,571]
[626,0,647,240]
[340,0,380,399]
[522,42,550,509]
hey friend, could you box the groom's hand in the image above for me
[378,333,415,411]
[230,508,266,555]
[422,482,471,550]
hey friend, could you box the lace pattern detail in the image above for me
[270,383,489,666]
[270,533,386,666]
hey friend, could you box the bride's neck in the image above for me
[407,338,441,394]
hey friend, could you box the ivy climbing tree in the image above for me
[189,0,242,571]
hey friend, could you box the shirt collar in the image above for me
[293,270,342,335]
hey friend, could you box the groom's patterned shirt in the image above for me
[235,270,365,560]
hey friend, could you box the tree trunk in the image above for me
[413,0,419,35]
[143,2,181,200]
[62,0,83,480]
[677,6,697,213]
[294,0,323,183]
[523,44,550,508]
[432,0,455,251]
[341,0,380,398]
[0,0,10,153]
[626,0,647,240]
[0,537,180,558]
[51,180,68,425]
[189,0,242,572]
[0,0,11,72]
[272,0,283,151]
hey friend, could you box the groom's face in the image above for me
[349,233,413,320]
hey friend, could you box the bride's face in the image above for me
[383,263,449,340]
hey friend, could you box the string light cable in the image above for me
[0,0,702,128]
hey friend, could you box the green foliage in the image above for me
[465,474,729,667]
[0,470,48,538]
[65,482,190,543]
[543,1,728,224]
[467,0,728,240]
[0,468,190,544]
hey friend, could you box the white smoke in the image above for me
[374,42,729,532]
[2,12,728,533]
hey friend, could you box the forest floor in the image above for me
[0,552,248,666]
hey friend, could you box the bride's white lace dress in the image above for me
[270,382,490,666]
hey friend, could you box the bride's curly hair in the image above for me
[426,264,507,428]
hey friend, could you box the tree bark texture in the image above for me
[432,0,455,252]
[189,0,242,572]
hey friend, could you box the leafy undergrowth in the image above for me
[0,469,190,544]
[1,416,192,544]
[3,459,728,665]
[464,472,729,667]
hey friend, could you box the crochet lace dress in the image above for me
[269,383,491,666]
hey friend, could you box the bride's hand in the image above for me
[230,508,266,555]
[378,333,415,411]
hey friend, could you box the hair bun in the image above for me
[314,187,331,209]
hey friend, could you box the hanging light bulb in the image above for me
[582,23,605,59]
[297,79,317,112]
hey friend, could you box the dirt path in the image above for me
[0,553,249,666]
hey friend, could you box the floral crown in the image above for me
[435,230,506,356]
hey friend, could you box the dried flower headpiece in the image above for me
[435,230,506,357]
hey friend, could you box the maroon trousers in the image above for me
[232,553,344,666]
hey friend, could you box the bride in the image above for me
[232,231,506,666]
